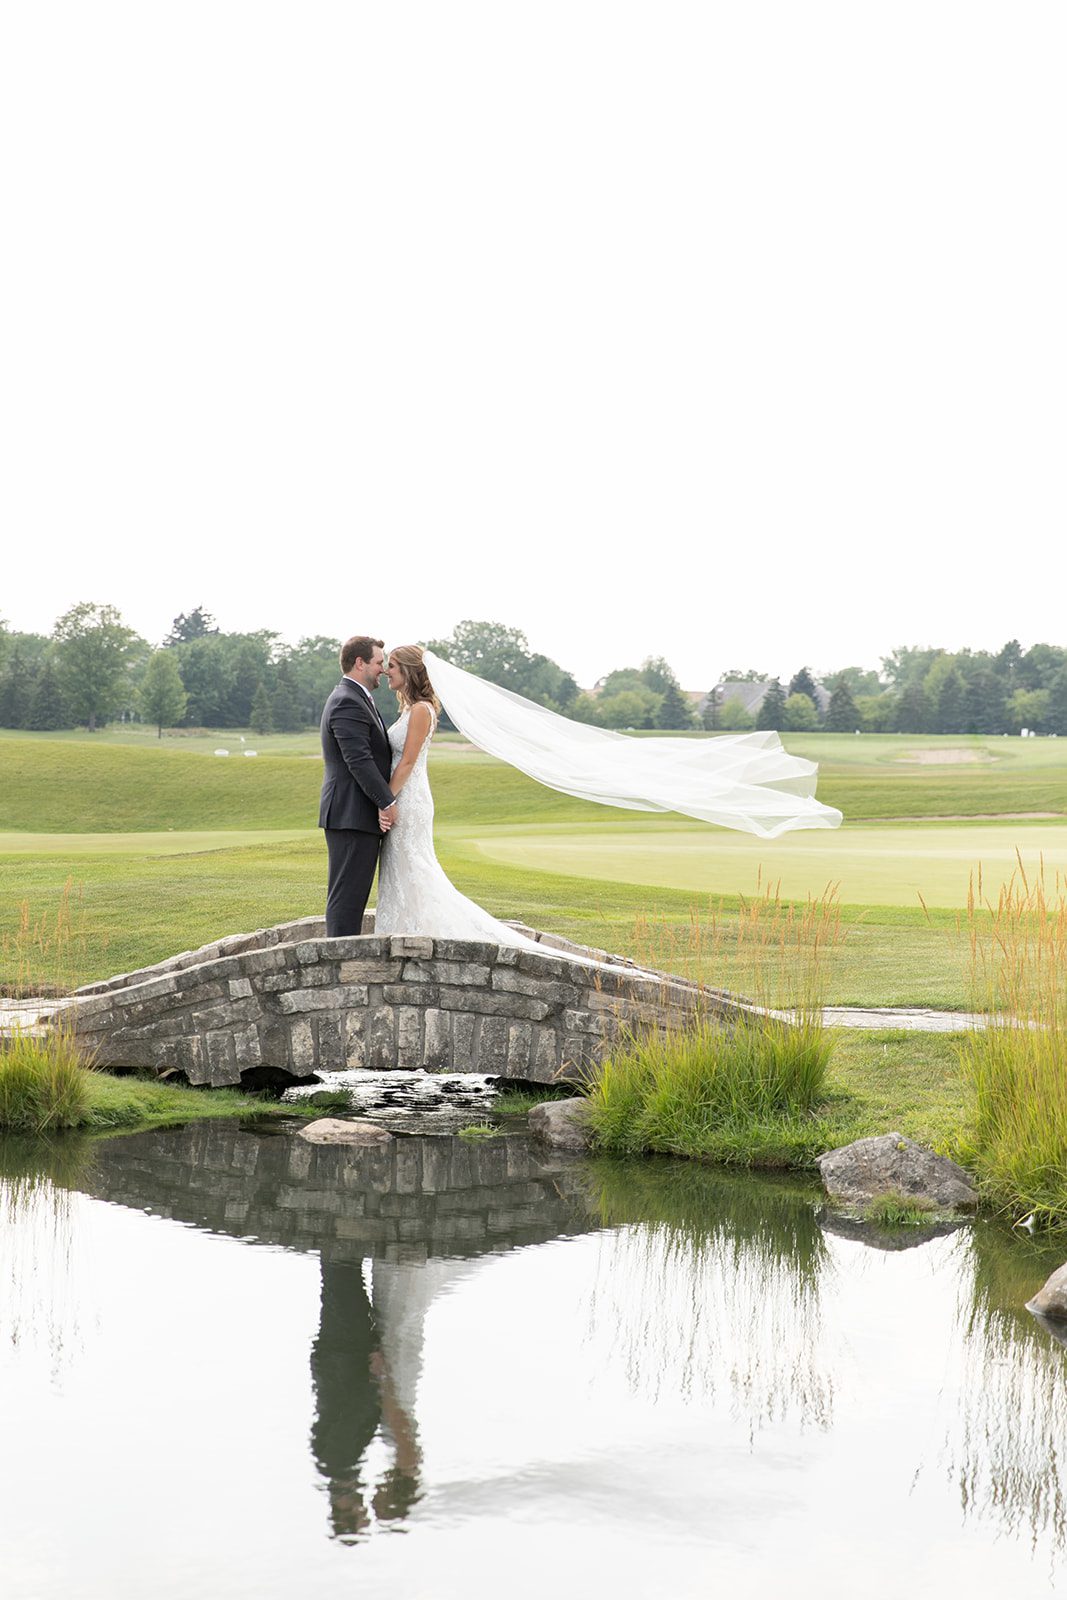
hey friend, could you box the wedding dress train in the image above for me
[374,706,537,947]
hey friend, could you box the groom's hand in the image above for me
[379,802,398,833]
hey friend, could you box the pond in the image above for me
[2,1110,1067,1598]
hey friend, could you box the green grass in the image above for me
[81,1072,308,1132]
[587,1016,835,1167]
[2,728,1067,1007]
[584,1026,973,1173]
[862,1191,937,1227]
[457,1122,501,1141]
[0,1030,89,1131]
[0,834,976,1003]
[494,1085,576,1116]
[0,1034,303,1135]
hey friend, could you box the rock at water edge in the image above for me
[298,1118,394,1147]
[1027,1263,1067,1322]
[528,1097,593,1153]
[817,1132,978,1212]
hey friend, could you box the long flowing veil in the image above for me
[422,651,842,840]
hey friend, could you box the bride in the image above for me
[372,644,841,946]
[373,645,536,946]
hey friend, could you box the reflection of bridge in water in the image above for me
[83,1122,598,1541]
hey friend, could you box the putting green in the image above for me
[462,822,1067,910]
[0,830,315,857]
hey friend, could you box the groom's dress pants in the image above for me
[325,828,381,938]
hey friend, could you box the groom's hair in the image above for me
[340,635,384,673]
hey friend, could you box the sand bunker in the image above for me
[896,748,997,765]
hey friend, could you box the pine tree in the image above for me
[756,679,786,731]
[139,649,189,737]
[26,656,70,730]
[1047,667,1067,738]
[0,644,33,728]
[250,681,273,735]
[271,660,304,732]
[825,680,859,732]
[894,682,928,733]
[788,667,820,708]
[935,667,966,734]
[655,680,695,729]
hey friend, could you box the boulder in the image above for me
[817,1132,978,1213]
[528,1097,593,1153]
[298,1117,394,1147]
[1027,1264,1067,1322]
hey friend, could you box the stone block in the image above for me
[450,1011,477,1068]
[531,1026,561,1078]
[438,987,552,1022]
[276,986,368,1014]
[189,999,260,1031]
[388,936,434,959]
[506,1020,532,1072]
[293,941,322,965]
[326,935,391,961]
[119,973,179,1004]
[491,969,578,1005]
[289,1017,315,1071]
[228,978,253,1000]
[562,1035,598,1069]
[478,1016,509,1072]
[339,958,403,984]
[393,1140,422,1194]
[430,940,498,964]
[364,1005,397,1070]
[397,1006,425,1069]
[233,1025,263,1067]
[404,959,492,987]
[205,1030,240,1086]
[344,1012,366,1068]
[383,984,440,1008]
[239,947,287,975]
[423,1008,451,1067]
[564,1008,608,1036]
[315,1013,346,1070]
[298,965,339,987]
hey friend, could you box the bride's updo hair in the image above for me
[390,645,441,715]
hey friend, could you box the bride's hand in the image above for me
[379,803,397,832]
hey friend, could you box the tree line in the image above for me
[0,605,1064,737]
[712,642,1067,736]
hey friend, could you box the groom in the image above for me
[319,635,397,938]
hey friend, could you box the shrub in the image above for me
[587,1014,833,1162]
[0,1026,91,1133]
[958,857,1067,1225]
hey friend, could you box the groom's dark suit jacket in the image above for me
[319,678,395,833]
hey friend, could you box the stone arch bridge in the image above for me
[60,916,752,1090]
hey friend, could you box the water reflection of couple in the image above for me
[310,1251,474,1542]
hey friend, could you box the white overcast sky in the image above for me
[1,2,1064,689]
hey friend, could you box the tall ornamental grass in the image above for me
[0,1025,91,1133]
[958,857,1067,1225]
[1,878,93,997]
[588,880,841,1166]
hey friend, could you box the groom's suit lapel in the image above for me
[340,677,387,739]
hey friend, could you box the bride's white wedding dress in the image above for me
[374,706,535,947]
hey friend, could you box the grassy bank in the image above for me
[585,1025,970,1174]
[0,1031,312,1136]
